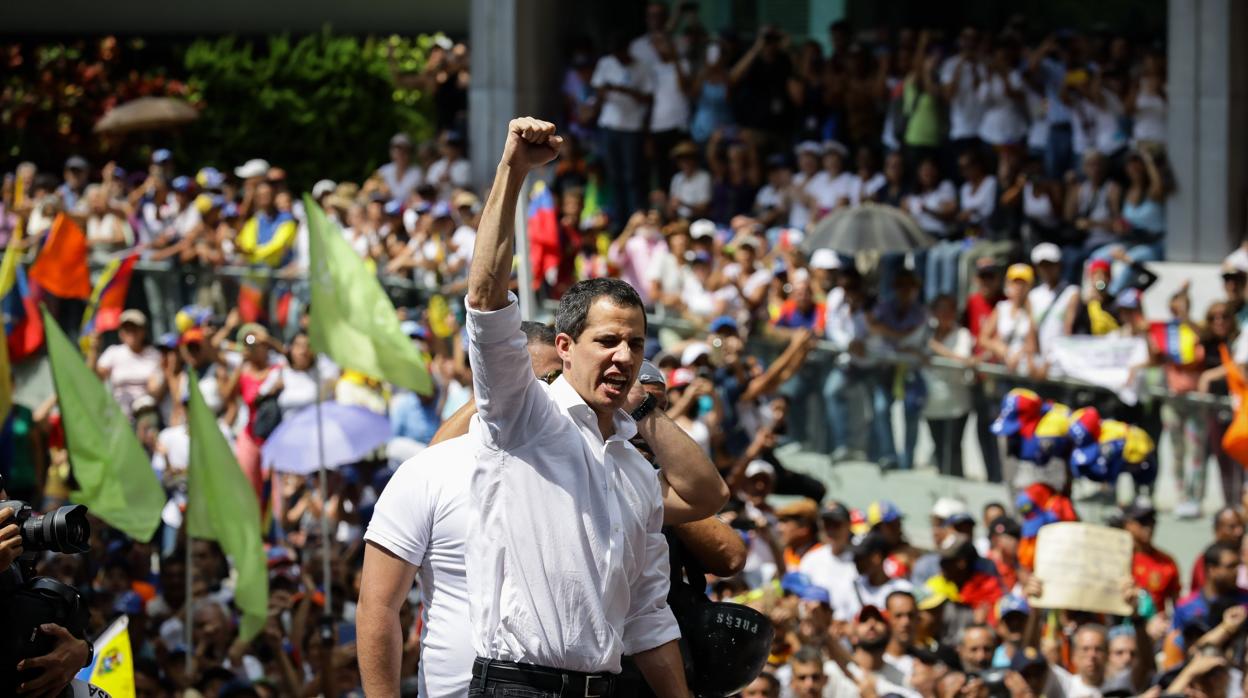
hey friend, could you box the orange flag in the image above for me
[29,213,91,299]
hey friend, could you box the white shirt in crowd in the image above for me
[922,326,974,420]
[789,171,816,230]
[98,343,161,418]
[425,158,472,200]
[977,71,1028,146]
[959,176,998,228]
[669,169,712,219]
[591,54,653,132]
[847,173,887,206]
[465,295,679,673]
[364,436,474,698]
[377,162,423,203]
[829,575,914,623]
[649,59,691,132]
[940,56,986,140]
[1029,282,1079,360]
[807,171,855,213]
[906,182,958,237]
[797,544,857,597]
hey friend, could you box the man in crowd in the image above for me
[461,117,708,695]
[830,530,914,623]
[1189,507,1245,592]
[1124,502,1182,612]
[797,502,856,595]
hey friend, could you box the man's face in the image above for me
[886,595,918,645]
[823,519,850,548]
[1072,628,1107,683]
[556,298,646,419]
[854,551,882,577]
[1216,510,1245,546]
[790,661,826,698]
[1210,550,1242,592]
[1108,634,1136,673]
[741,675,778,698]
[1124,517,1153,547]
[855,613,890,649]
[1224,274,1246,300]
[777,517,813,548]
[930,518,950,547]
[992,532,1019,557]
[998,612,1026,643]
[958,628,995,672]
[1037,260,1060,285]
[255,181,274,208]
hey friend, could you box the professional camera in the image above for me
[0,500,92,695]
[0,501,91,554]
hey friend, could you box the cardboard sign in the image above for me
[1031,522,1133,616]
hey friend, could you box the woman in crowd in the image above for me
[223,323,282,501]
[89,310,161,420]
[1065,150,1121,283]
[978,263,1037,376]
[1185,302,1243,518]
[924,294,976,477]
[909,157,959,302]
[276,332,329,414]
[690,40,735,145]
[1089,148,1169,295]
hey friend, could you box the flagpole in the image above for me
[515,177,536,322]
[185,529,193,677]
[314,360,332,621]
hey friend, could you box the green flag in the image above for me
[41,307,163,542]
[185,371,267,641]
[304,194,432,394]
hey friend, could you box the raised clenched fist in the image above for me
[501,117,563,172]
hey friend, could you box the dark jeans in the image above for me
[927,414,970,478]
[972,380,1003,483]
[599,127,644,223]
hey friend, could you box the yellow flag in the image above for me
[0,213,24,298]
[87,615,135,697]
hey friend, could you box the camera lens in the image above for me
[22,505,91,554]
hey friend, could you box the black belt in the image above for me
[472,657,618,697]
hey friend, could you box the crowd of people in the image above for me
[3,6,1248,698]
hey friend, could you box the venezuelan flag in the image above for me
[1149,320,1202,367]
[527,180,560,291]
[81,254,139,337]
[3,267,44,362]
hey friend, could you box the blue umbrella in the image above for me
[261,401,392,475]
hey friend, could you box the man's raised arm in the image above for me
[466,117,562,312]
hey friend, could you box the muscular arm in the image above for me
[633,640,692,698]
[672,516,747,577]
[640,410,729,524]
[356,542,418,698]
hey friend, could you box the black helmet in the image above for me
[685,602,774,697]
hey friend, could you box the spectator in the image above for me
[1027,243,1079,367]
[923,294,974,477]
[1189,508,1245,593]
[798,502,856,596]
[956,624,995,674]
[978,263,1036,376]
[909,157,960,301]
[609,210,668,306]
[1187,301,1240,517]
[1065,150,1122,280]
[707,134,760,223]
[89,309,160,420]
[82,182,132,267]
[667,141,711,219]
[222,323,282,501]
[688,39,733,144]
[1122,502,1181,611]
[953,150,1001,296]
[1088,148,1168,295]
[939,27,986,164]
[808,141,852,219]
[775,498,825,571]
[729,26,797,144]
[753,154,793,229]
[976,40,1027,155]
[984,516,1022,592]
[788,141,823,231]
[236,180,297,268]
[899,31,944,166]
[1173,542,1248,637]
[830,531,914,623]
[866,270,928,470]
[424,130,471,202]
[647,33,693,189]
[376,133,422,203]
[1128,51,1167,150]
[591,35,652,223]
[823,271,871,461]
[58,154,89,210]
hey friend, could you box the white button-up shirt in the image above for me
[465,296,679,673]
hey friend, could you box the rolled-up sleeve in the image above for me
[622,491,681,655]
[465,292,550,451]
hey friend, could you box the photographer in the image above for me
[0,485,96,698]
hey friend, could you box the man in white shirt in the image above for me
[667,142,711,220]
[797,502,856,595]
[1027,242,1078,366]
[376,133,422,203]
[462,118,705,695]
[648,34,692,189]
[829,530,914,623]
[425,131,472,202]
[940,27,987,155]
[592,40,652,223]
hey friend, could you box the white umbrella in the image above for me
[261,401,391,474]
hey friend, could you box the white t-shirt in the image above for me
[797,545,857,596]
[378,162,423,203]
[829,575,914,623]
[976,71,1027,145]
[1029,283,1078,359]
[591,54,652,132]
[848,173,887,206]
[808,171,855,212]
[628,34,660,67]
[364,436,473,698]
[646,251,693,300]
[959,176,998,228]
[98,344,161,417]
[906,182,958,237]
[425,158,471,200]
[789,171,817,230]
[940,57,986,140]
[669,170,711,218]
[649,59,691,132]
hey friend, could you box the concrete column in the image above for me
[468,0,564,189]
[1166,0,1248,262]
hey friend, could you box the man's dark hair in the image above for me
[1204,541,1239,570]
[790,645,824,667]
[521,321,556,347]
[755,671,781,695]
[1214,506,1241,530]
[885,589,916,610]
[554,278,646,340]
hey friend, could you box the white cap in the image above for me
[744,460,776,479]
[823,140,849,158]
[794,140,824,157]
[1030,242,1062,265]
[130,394,158,414]
[931,496,968,521]
[312,179,337,199]
[690,219,717,240]
[234,158,270,179]
[681,342,710,366]
[810,248,842,271]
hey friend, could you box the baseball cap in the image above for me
[1031,242,1062,265]
[709,316,738,335]
[1087,258,1112,276]
[399,320,428,340]
[864,500,903,527]
[181,327,205,346]
[1010,646,1047,673]
[780,571,813,596]
[798,583,831,604]
[931,497,968,522]
[119,308,148,327]
[945,512,975,529]
[856,604,890,624]
[638,361,666,387]
[776,498,820,524]
[743,459,776,479]
[823,140,849,158]
[65,155,89,171]
[670,141,699,159]
[431,201,454,220]
[1122,501,1157,524]
[668,367,696,390]
[991,388,1043,437]
[151,148,173,164]
[810,248,842,271]
[794,141,824,157]
[453,191,480,209]
[390,132,413,149]
[851,530,891,559]
[690,219,717,240]
[199,167,227,190]
[1006,263,1035,284]
[234,158,270,179]
[383,199,403,217]
[171,176,196,194]
[113,590,145,616]
[1068,407,1104,467]
[156,332,180,350]
[821,501,851,523]
[131,394,158,415]
[974,257,1002,275]
[938,534,976,561]
[997,594,1031,619]
[987,515,1022,539]
[312,179,337,199]
[681,342,711,366]
[686,250,713,266]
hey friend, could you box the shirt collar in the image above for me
[549,374,637,442]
